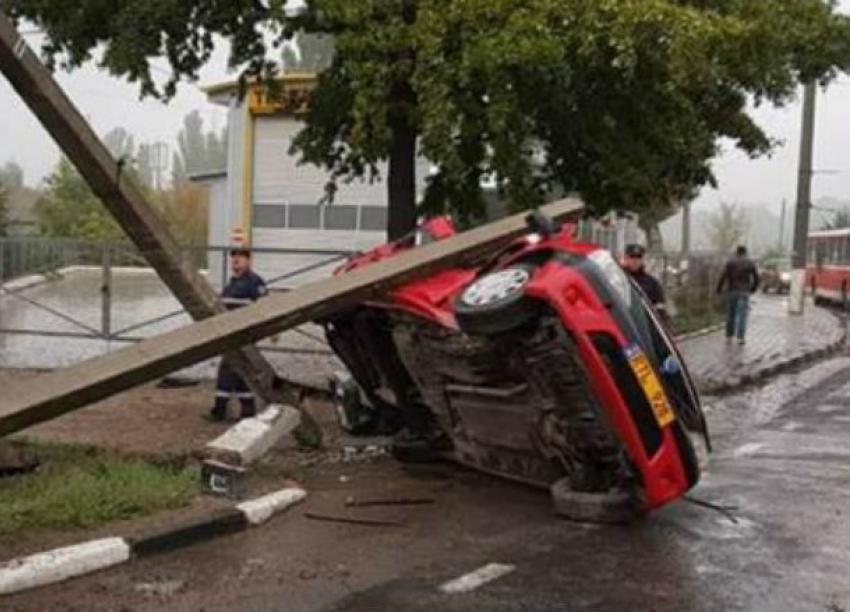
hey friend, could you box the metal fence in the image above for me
[645,252,728,334]
[0,237,731,375]
[0,238,353,372]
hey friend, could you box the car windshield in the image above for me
[623,282,706,437]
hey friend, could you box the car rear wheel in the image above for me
[455,265,539,336]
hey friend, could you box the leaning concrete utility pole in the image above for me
[789,82,817,315]
[0,199,584,436]
[0,14,320,439]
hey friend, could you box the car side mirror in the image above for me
[526,210,560,238]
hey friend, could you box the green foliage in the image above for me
[706,201,748,254]
[0,161,24,191]
[820,206,850,230]
[283,33,335,73]
[35,158,125,241]
[0,444,196,535]
[171,111,228,186]
[5,0,850,235]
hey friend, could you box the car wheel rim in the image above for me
[461,268,531,307]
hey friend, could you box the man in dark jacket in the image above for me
[623,244,668,320]
[717,245,760,344]
[209,248,268,421]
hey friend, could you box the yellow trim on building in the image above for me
[241,99,255,245]
[206,73,320,245]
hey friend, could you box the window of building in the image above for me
[288,205,322,229]
[360,206,388,232]
[254,204,287,228]
[324,205,359,230]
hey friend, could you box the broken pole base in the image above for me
[0,441,39,477]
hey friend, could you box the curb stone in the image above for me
[675,323,725,343]
[696,325,846,395]
[0,487,306,596]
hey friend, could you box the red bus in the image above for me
[808,228,850,305]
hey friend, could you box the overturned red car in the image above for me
[323,211,710,522]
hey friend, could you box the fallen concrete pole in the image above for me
[0,199,582,436]
[0,14,284,412]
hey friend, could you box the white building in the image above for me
[199,73,429,288]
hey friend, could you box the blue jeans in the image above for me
[726,291,750,339]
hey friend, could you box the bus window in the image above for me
[816,241,826,267]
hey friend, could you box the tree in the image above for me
[705,202,748,255]
[35,158,124,242]
[283,33,335,73]
[0,161,24,192]
[6,0,850,240]
[171,111,228,186]
[821,206,850,230]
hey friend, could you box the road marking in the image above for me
[440,563,516,594]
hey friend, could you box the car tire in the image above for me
[550,479,641,524]
[455,265,539,336]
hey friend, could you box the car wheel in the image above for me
[455,265,539,336]
[550,479,641,524]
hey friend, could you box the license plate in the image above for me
[625,345,676,428]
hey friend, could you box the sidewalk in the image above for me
[679,296,846,394]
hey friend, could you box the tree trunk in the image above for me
[640,218,665,254]
[387,119,418,241]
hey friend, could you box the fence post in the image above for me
[101,244,112,340]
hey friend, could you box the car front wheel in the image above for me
[455,265,539,336]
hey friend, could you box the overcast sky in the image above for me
[1,5,849,216]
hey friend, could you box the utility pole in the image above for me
[789,82,817,315]
[778,198,787,251]
[0,14,325,444]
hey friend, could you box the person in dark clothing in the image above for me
[716,245,760,345]
[209,248,269,421]
[623,244,668,320]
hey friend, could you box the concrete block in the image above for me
[203,404,301,466]
[201,460,246,499]
[237,487,307,526]
[0,537,130,595]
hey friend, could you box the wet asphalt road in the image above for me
[7,356,850,612]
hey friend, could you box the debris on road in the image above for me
[344,496,435,508]
[303,512,403,527]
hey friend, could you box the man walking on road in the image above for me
[717,245,760,345]
[209,248,269,421]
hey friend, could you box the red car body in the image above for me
[326,214,709,516]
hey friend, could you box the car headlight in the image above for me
[588,249,632,307]
[780,272,791,283]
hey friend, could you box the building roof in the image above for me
[809,228,850,239]
[202,72,318,109]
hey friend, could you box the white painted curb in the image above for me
[0,537,131,596]
[237,487,307,526]
[0,487,307,596]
